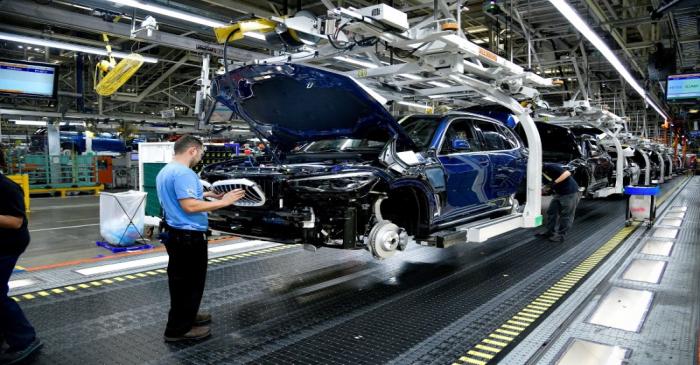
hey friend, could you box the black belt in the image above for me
[167,227,207,239]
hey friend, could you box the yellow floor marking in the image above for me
[89,281,102,286]
[522,308,544,315]
[496,328,520,336]
[37,291,50,297]
[516,312,539,319]
[483,338,508,347]
[51,288,63,294]
[135,273,147,277]
[22,294,35,299]
[65,286,77,291]
[101,279,113,284]
[489,333,514,341]
[78,284,90,288]
[156,269,167,273]
[512,316,534,323]
[502,324,525,331]
[125,275,136,279]
[475,344,501,353]
[459,357,487,365]
[114,277,126,281]
[12,297,19,302]
[507,319,530,327]
[467,350,494,359]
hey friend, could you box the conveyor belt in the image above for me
[17,177,686,365]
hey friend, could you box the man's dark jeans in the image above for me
[546,192,580,237]
[163,229,208,337]
[0,254,36,350]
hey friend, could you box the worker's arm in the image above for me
[179,189,246,213]
[0,215,23,229]
[553,170,572,184]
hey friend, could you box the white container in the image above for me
[100,190,148,246]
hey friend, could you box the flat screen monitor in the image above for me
[0,59,58,99]
[667,73,700,100]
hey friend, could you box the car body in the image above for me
[200,63,528,258]
[515,122,613,196]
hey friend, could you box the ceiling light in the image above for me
[333,56,378,69]
[688,109,698,114]
[11,120,47,126]
[106,0,226,28]
[547,0,667,119]
[0,32,158,63]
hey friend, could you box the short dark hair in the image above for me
[174,135,203,154]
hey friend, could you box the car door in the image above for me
[436,118,491,221]
[472,119,526,204]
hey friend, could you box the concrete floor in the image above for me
[19,194,162,268]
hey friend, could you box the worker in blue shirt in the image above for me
[156,136,244,342]
[536,162,581,242]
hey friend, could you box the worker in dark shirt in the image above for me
[0,147,43,364]
[536,162,581,242]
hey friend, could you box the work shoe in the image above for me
[0,338,43,365]
[548,235,565,243]
[195,313,212,326]
[535,231,554,238]
[164,326,211,343]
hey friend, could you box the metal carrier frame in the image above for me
[537,103,628,198]
[220,3,564,242]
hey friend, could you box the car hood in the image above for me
[215,63,416,152]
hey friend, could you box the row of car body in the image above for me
[199,64,681,259]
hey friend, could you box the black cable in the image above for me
[223,29,238,97]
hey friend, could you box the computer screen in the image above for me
[0,59,58,99]
[667,73,700,100]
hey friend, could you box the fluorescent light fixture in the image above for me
[106,0,226,28]
[397,101,431,110]
[428,81,450,88]
[547,0,667,119]
[0,32,158,63]
[689,109,698,114]
[333,56,378,69]
[11,120,47,126]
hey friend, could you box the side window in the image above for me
[498,125,520,149]
[474,120,507,151]
[439,119,481,155]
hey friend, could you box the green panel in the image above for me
[143,163,167,217]
[534,214,543,227]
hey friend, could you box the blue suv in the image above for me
[201,64,528,258]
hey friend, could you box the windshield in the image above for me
[298,138,385,153]
[399,117,440,150]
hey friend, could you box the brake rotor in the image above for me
[368,220,405,259]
